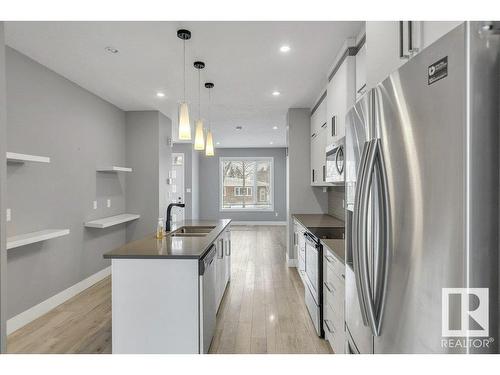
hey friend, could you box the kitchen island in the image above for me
[103,219,232,354]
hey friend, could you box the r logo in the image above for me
[442,288,489,337]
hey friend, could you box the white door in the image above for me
[171,153,185,222]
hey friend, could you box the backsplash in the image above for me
[328,186,345,221]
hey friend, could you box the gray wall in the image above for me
[5,47,128,319]
[199,148,287,222]
[125,111,172,242]
[0,22,7,353]
[286,108,328,259]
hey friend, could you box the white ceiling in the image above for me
[5,21,362,148]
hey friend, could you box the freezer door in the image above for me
[372,23,467,353]
[345,92,374,354]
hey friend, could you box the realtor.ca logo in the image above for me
[441,288,494,349]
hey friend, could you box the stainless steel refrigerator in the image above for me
[344,22,500,354]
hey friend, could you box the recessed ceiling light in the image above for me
[272,91,280,96]
[280,45,291,53]
[156,92,165,98]
[105,46,119,54]
[272,126,278,130]
[235,126,243,130]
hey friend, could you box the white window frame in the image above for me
[219,156,274,212]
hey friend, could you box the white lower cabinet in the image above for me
[322,245,345,354]
[216,228,231,310]
[293,219,306,283]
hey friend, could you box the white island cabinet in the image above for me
[105,220,231,354]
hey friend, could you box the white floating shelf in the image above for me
[6,152,51,164]
[7,229,70,250]
[97,166,132,172]
[84,213,140,229]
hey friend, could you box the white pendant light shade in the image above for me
[205,130,215,156]
[194,119,205,150]
[178,102,191,140]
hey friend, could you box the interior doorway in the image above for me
[171,153,185,223]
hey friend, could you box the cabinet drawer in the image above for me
[323,284,344,325]
[323,316,345,354]
[323,251,344,279]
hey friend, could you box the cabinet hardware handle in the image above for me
[399,21,410,59]
[324,319,335,334]
[357,83,367,94]
[331,116,336,136]
[325,254,335,264]
[321,122,327,129]
[311,133,317,139]
[225,238,231,256]
[323,165,326,182]
[312,169,315,182]
[324,281,334,293]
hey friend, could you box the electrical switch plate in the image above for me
[275,212,278,217]
[93,201,97,210]
[6,208,11,222]
[107,199,111,208]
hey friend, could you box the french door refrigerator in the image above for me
[345,22,500,354]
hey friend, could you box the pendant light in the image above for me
[193,61,206,150]
[177,29,192,140]
[205,82,215,156]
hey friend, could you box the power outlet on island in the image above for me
[107,199,111,208]
[93,200,97,210]
[6,208,11,222]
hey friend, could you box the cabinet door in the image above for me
[355,43,367,100]
[310,132,320,185]
[421,21,462,49]
[366,21,406,89]
[215,237,225,309]
[224,230,231,285]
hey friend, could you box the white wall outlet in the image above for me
[186,188,191,193]
[93,200,97,210]
[107,199,111,208]
[6,208,11,222]
[275,212,279,217]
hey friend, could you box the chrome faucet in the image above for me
[165,203,185,232]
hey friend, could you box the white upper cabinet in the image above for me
[355,42,367,100]
[366,21,463,89]
[310,97,327,186]
[326,54,355,146]
[366,21,407,89]
[421,21,463,49]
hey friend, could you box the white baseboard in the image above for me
[7,266,111,335]
[230,221,287,226]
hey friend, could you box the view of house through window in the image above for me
[220,157,273,210]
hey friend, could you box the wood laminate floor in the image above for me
[7,225,331,354]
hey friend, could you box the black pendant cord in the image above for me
[183,40,186,101]
[198,69,201,120]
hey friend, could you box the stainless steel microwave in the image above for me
[325,138,345,184]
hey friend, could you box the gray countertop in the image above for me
[103,219,231,260]
[292,214,344,229]
[320,239,345,264]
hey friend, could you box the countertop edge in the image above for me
[103,219,232,260]
[320,238,346,264]
[292,213,345,230]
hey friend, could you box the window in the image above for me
[220,157,273,211]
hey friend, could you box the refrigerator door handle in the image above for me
[372,139,391,336]
[358,138,380,336]
[352,140,372,326]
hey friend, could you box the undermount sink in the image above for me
[169,226,215,237]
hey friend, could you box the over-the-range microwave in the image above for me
[325,137,344,184]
